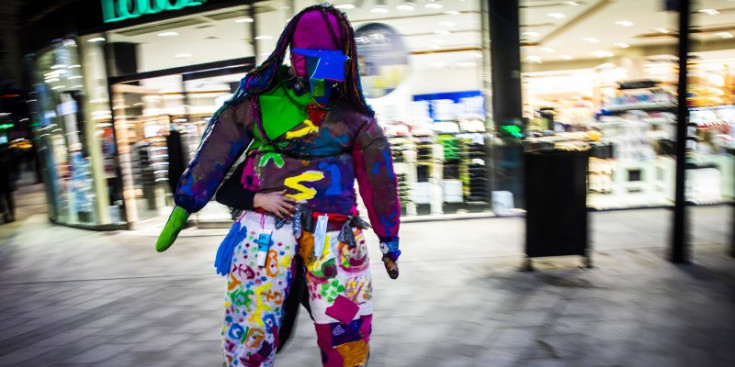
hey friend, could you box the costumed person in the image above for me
[154,4,401,367]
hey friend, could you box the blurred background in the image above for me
[0,1,733,366]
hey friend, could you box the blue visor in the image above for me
[292,48,349,82]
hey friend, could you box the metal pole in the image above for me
[672,0,691,263]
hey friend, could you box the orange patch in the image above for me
[228,273,241,291]
[298,232,316,263]
[335,340,369,367]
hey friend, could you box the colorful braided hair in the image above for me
[200,3,372,144]
[244,3,372,115]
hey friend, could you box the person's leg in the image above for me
[0,192,7,222]
[5,192,14,221]
[299,228,373,367]
[222,212,297,367]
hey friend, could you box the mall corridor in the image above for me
[0,187,733,367]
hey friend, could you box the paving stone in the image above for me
[1,192,733,366]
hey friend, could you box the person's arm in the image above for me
[351,115,401,278]
[215,161,256,211]
[156,99,253,252]
[215,158,296,218]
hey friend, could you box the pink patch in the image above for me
[325,294,360,325]
[240,158,261,191]
[291,10,342,77]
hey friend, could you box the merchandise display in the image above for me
[380,92,491,215]
[525,54,735,209]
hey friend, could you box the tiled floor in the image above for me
[0,186,733,366]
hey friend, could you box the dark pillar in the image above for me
[671,0,691,263]
[248,4,259,61]
[731,149,735,258]
[488,0,524,209]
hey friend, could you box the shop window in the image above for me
[292,0,490,216]
[30,37,115,226]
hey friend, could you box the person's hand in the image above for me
[254,190,296,219]
[155,206,190,252]
[382,256,399,279]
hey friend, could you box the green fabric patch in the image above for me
[313,79,325,97]
[257,84,310,141]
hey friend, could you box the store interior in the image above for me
[104,0,490,222]
[30,0,735,227]
[520,0,735,210]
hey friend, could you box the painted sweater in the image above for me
[174,92,400,244]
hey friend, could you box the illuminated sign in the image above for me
[501,125,523,138]
[101,0,210,23]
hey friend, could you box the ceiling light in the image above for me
[592,51,614,58]
[434,30,451,35]
[547,13,566,19]
[371,0,389,13]
[69,65,81,68]
[175,53,192,58]
[157,31,178,37]
[438,21,456,27]
[50,64,65,69]
[540,47,556,53]
[699,9,720,15]
[654,28,670,34]
[45,78,60,83]
[255,35,273,40]
[560,55,573,60]
[715,32,734,38]
[526,56,543,63]
[583,37,599,43]
[234,17,254,23]
[472,52,483,58]
[615,20,634,27]
[614,42,630,48]
[71,85,83,89]
[88,37,105,43]
[564,1,580,5]
[51,86,65,90]
[334,3,355,9]
[522,31,540,38]
[425,1,443,10]
[397,1,416,11]
[67,75,83,80]
[443,11,461,15]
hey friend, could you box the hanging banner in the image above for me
[355,23,409,98]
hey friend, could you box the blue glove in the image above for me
[214,222,250,276]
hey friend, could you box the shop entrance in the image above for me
[109,58,254,224]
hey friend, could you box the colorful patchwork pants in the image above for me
[223,211,373,367]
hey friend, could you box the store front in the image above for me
[25,0,494,229]
[27,0,731,230]
[519,0,735,211]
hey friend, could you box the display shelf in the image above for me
[602,102,676,113]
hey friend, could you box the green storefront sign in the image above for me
[101,0,210,23]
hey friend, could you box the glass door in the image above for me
[112,75,185,222]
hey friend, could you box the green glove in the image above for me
[155,206,190,252]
